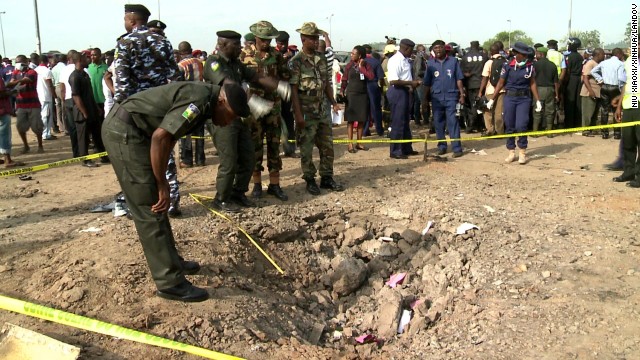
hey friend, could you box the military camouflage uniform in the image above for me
[289,50,335,180]
[240,44,257,67]
[246,48,289,180]
[203,53,257,202]
[113,25,183,213]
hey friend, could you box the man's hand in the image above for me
[332,103,340,113]
[20,77,33,84]
[459,94,465,105]
[486,99,494,110]
[295,116,305,129]
[411,80,421,88]
[151,180,170,213]
[588,90,596,100]
[535,100,542,113]
[615,107,622,123]
[555,95,560,103]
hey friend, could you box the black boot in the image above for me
[231,191,256,207]
[251,183,262,198]
[320,176,345,192]
[267,184,288,201]
[305,178,321,195]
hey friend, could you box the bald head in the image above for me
[178,41,192,55]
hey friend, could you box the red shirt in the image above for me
[11,68,40,109]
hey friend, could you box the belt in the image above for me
[506,89,530,97]
[601,84,620,90]
[113,105,134,126]
[298,89,319,97]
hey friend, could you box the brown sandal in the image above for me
[356,145,369,151]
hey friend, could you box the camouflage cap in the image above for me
[296,22,323,36]
[250,21,279,40]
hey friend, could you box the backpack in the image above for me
[489,56,507,87]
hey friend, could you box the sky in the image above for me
[0,0,632,58]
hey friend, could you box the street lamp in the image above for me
[33,0,42,54]
[326,13,334,35]
[0,12,6,56]
[507,19,512,49]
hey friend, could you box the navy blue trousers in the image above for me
[388,86,413,156]
[432,97,462,153]
[366,82,383,136]
[503,95,531,149]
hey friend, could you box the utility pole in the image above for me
[0,12,6,56]
[33,0,42,54]
[568,0,573,38]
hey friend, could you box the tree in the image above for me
[561,30,601,49]
[482,30,534,50]
[625,22,631,44]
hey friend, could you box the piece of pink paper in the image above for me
[410,299,425,309]
[385,273,407,288]
[355,334,377,344]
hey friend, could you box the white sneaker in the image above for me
[113,200,128,217]
[518,149,527,164]
[505,150,516,163]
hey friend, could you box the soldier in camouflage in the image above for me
[289,22,344,195]
[203,30,289,213]
[245,21,290,202]
[113,4,183,217]
[241,33,257,66]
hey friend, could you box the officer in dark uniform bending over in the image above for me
[102,82,250,302]
[203,30,289,213]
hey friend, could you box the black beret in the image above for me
[276,31,290,42]
[216,30,241,40]
[547,39,558,45]
[147,20,166,30]
[124,4,151,17]
[223,83,250,118]
[533,43,544,49]
[400,38,415,47]
[432,39,445,47]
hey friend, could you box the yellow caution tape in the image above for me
[190,193,285,275]
[3,122,638,178]
[0,152,108,178]
[0,294,243,360]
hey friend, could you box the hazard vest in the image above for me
[622,57,640,110]
[547,50,563,76]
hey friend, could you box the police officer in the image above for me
[289,22,344,195]
[461,41,487,133]
[490,42,542,165]
[613,50,640,187]
[246,21,290,201]
[147,20,166,36]
[423,39,466,158]
[102,81,250,302]
[203,30,289,212]
[113,4,183,216]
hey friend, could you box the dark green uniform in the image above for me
[102,82,220,289]
[247,47,289,178]
[203,53,257,201]
[289,50,335,180]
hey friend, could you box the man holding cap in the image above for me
[203,30,290,212]
[289,22,344,195]
[102,81,250,302]
[386,38,421,159]
[532,46,559,133]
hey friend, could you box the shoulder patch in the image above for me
[182,103,200,122]
[211,61,220,72]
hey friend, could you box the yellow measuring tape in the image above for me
[190,193,285,275]
[0,152,108,177]
[3,122,640,178]
[0,294,243,360]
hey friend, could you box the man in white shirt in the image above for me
[386,38,421,159]
[51,54,67,135]
[59,50,80,157]
[478,44,506,135]
[33,54,56,140]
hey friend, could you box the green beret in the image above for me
[536,47,548,54]
[244,33,255,42]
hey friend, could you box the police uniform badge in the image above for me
[434,71,440,78]
[211,61,220,72]
[182,103,200,122]
[446,69,452,78]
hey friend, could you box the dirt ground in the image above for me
[1,118,639,360]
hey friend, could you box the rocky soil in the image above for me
[1,122,639,359]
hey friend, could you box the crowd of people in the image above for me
[0,4,636,302]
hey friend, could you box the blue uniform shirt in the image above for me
[500,59,535,91]
[364,55,384,82]
[423,56,464,102]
